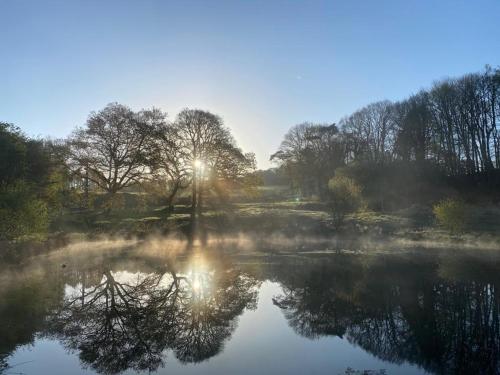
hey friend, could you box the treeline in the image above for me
[272,66,500,208]
[0,105,256,240]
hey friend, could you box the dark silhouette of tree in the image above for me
[340,100,396,163]
[146,120,190,213]
[67,103,162,197]
[0,122,28,185]
[271,122,345,198]
[175,109,255,216]
[392,91,433,164]
[173,109,256,243]
[175,109,230,219]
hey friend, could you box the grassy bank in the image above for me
[40,196,500,251]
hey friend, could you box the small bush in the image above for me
[433,198,467,233]
[327,175,363,227]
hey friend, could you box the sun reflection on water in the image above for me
[185,254,214,301]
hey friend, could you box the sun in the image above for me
[193,159,206,172]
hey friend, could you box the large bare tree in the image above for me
[68,103,160,198]
[174,109,255,217]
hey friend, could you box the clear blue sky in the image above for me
[1,0,499,168]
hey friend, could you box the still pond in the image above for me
[1,242,499,374]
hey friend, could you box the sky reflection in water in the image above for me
[2,246,500,375]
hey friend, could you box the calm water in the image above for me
[1,243,500,375]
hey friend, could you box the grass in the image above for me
[35,192,500,252]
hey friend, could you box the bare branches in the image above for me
[273,66,500,198]
[67,103,164,195]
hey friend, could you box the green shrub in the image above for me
[0,182,49,241]
[433,198,467,233]
[327,175,363,227]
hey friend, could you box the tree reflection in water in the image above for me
[3,251,500,375]
[45,255,259,374]
[272,254,500,375]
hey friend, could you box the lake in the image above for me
[1,241,499,374]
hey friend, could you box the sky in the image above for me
[1,0,499,169]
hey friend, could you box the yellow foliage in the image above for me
[433,198,466,233]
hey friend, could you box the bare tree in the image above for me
[271,123,346,198]
[340,100,396,163]
[67,103,159,201]
[174,109,254,216]
[147,119,190,213]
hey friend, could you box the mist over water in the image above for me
[2,238,500,375]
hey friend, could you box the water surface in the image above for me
[1,244,499,374]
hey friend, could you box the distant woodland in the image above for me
[272,66,500,208]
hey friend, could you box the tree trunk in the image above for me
[84,168,90,210]
[191,174,197,220]
[188,173,197,247]
[197,177,207,245]
[165,181,180,216]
